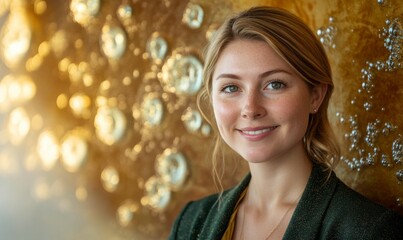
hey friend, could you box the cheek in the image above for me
[273,95,311,125]
[212,98,237,131]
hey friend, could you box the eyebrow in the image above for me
[215,69,292,81]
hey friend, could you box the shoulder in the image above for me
[169,174,251,239]
[168,193,219,239]
[321,177,403,239]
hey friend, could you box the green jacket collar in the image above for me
[199,164,337,239]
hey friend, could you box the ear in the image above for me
[310,84,328,113]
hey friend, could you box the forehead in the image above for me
[213,39,293,78]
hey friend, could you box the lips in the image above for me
[238,126,278,138]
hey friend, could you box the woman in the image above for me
[169,6,403,240]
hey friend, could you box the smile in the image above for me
[239,126,278,137]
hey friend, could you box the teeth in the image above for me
[242,127,275,135]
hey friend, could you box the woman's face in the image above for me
[211,39,324,164]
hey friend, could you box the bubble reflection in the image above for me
[70,0,100,26]
[182,3,204,29]
[0,9,32,68]
[161,52,203,95]
[60,131,88,173]
[101,23,127,60]
[37,130,60,170]
[8,107,30,145]
[101,166,120,192]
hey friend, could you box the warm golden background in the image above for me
[0,0,401,239]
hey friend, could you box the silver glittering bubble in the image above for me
[60,132,88,172]
[156,148,188,191]
[182,3,204,29]
[181,107,202,133]
[365,120,380,148]
[316,18,337,49]
[94,106,127,145]
[70,0,100,26]
[147,33,168,64]
[381,154,392,168]
[100,24,127,60]
[396,170,403,182]
[161,52,203,95]
[142,176,171,212]
[382,122,397,136]
[0,10,31,68]
[141,94,164,127]
[392,137,402,164]
[117,4,132,20]
[380,18,402,71]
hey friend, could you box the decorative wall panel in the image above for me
[0,0,401,239]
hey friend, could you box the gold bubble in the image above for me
[37,130,59,170]
[133,47,141,56]
[95,96,107,107]
[25,55,43,72]
[82,73,94,87]
[134,144,142,153]
[94,105,127,145]
[132,69,140,78]
[34,0,47,15]
[51,30,68,56]
[78,61,88,71]
[74,39,83,49]
[122,76,131,86]
[58,58,71,72]
[8,107,30,145]
[0,74,36,108]
[56,94,68,109]
[117,200,139,227]
[69,93,91,118]
[99,80,111,93]
[70,0,100,26]
[142,52,149,60]
[101,166,120,192]
[38,41,50,57]
[0,9,32,68]
[60,131,88,173]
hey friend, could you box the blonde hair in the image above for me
[198,6,340,191]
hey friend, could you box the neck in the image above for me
[247,153,312,209]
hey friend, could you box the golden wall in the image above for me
[0,0,401,239]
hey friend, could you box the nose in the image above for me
[241,92,266,119]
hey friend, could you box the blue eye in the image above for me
[267,81,286,90]
[222,85,239,93]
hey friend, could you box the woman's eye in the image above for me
[267,81,286,90]
[222,85,239,93]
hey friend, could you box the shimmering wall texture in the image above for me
[0,0,401,239]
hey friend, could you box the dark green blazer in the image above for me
[169,165,403,239]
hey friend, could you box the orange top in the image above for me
[221,188,248,240]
